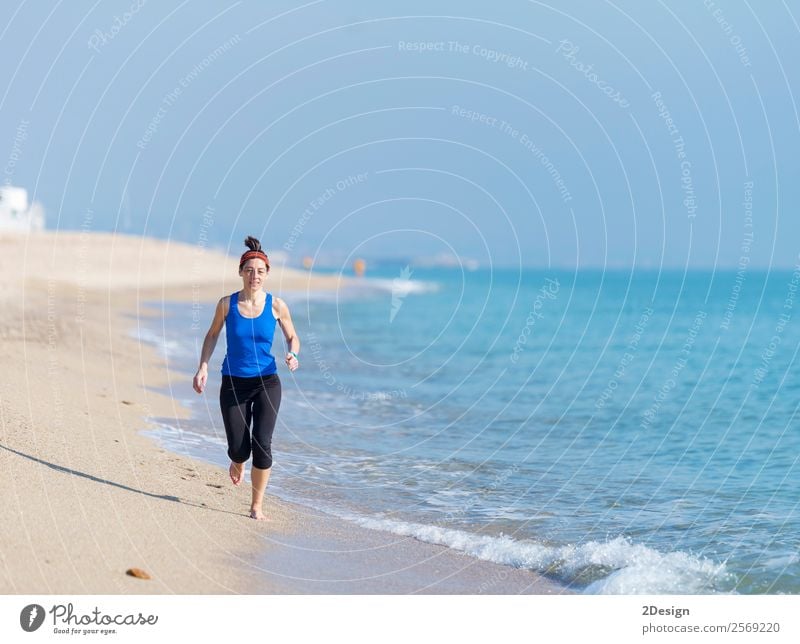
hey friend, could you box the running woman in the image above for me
[193,236,300,520]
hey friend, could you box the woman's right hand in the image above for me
[193,367,208,394]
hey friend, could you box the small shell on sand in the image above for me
[125,568,151,580]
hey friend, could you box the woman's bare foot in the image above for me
[229,461,244,486]
[249,507,267,521]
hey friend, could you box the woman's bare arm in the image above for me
[275,296,300,370]
[193,297,226,392]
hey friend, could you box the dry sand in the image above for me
[0,231,570,594]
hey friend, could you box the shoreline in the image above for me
[0,231,571,594]
[142,396,573,595]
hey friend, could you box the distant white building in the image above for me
[0,186,45,231]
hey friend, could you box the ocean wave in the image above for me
[333,512,734,594]
[142,413,736,594]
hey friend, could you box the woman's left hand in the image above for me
[285,353,299,371]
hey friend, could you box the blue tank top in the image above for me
[221,291,278,377]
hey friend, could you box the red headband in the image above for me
[239,250,269,269]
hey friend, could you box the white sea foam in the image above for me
[360,277,440,295]
[144,420,225,452]
[129,326,192,360]
[143,413,735,594]
[761,552,800,570]
[331,512,733,594]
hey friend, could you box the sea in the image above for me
[136,266,800,594]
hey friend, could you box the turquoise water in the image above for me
[144,267,800,594]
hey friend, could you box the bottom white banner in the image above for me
[1,595,798,643]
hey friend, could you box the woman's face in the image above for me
[240,258,268,289]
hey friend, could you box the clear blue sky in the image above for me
[1,0,798,268]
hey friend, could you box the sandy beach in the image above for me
[0,231,569,594]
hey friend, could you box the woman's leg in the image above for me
[249,467,271,520]
[219,376,253,485]
[249,375,281,519]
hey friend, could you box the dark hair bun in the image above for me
[244,236,262,252]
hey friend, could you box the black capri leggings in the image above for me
[219,374,282,469]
